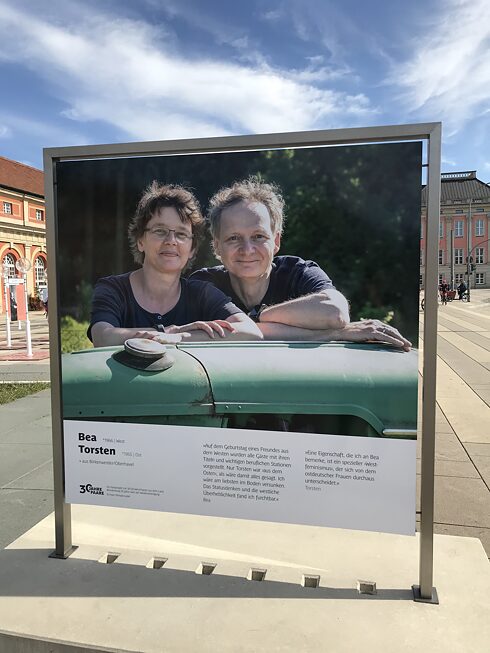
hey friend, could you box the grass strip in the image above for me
[0,382,50,405]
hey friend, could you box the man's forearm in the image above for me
[260,319,411,350]
[259,290,349,330]
[259,322,341,341]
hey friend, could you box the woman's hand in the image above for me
[133,330,184,344]
[166,320,237,339]
[133,330,159,340]
[335,320,412,351]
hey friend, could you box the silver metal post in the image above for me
[44,152,77,559]
[467,199,473,301]
[414,123,441,603]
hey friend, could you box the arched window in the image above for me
[34,256,46,287]
[2,253,16,278]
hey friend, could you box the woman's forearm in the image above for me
[91,322,158,347]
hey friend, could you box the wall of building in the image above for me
[420,197,490,290]
[1,186,46,314]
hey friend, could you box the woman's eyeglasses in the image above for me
[144,227,193,243]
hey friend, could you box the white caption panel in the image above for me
[64,420,416,535]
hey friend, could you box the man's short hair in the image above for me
[128,181,205,265]
[208,176,285,239]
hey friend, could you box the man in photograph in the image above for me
[191,177,411,350]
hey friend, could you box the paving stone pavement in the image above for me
[418,288,490,556]
[1,294,490,557]
[0,311,50,381]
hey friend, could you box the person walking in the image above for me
[439,279,449,305]
[457,280,467,300]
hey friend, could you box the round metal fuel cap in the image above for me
[112,338,175,372]
[124,338,168,359]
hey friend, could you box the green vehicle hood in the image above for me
[180,342,418,433]
[62,342,418,435]
[62,345,212,418]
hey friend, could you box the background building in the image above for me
[0,156,46,314]
[421,171,490,289]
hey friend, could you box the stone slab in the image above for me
[0,444,52,487]
[0,506,488,653]
[3,460,53,491]
[471,385,490,407]
[0,392,51,436]
[436,338,490,386]
[437,313,487,332]
[470,456,490,487]
[434,431,469,462]
[444,307,490,330]
[438,331,490,362]
[462,331,490,351]
[436,358,490,444]
[431,476,490,528]
[417,430,469,462]
[416,459,478,478]
[465,443,490,458]
[416,521,490,559]
[0,489,53,549]
[0,417,52,445]
[0,364,50,383]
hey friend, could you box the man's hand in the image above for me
[259,319,411,350]
[334,320,412,351]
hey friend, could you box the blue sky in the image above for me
[0,0,488,179]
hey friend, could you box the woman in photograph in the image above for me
[89,181,261,347]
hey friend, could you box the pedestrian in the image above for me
[457,280,467,300]
[439,279,449,305]
[40,287,48,317]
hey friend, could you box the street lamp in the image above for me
[2,259,12,348]
[15,257,33,357]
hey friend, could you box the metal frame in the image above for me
[44,122,441,599]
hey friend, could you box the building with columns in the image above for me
[421,171,490,289]
[1,156,46,314]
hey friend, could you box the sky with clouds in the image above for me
[0,0,488,178]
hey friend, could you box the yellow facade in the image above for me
[1,184,46,313]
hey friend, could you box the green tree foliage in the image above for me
[56,142,421,343]
[255,144,421,340]
[60,316,92,353]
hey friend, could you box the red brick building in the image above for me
[0,156,46,314]
[421,171,490,289]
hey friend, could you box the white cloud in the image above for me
[388,0,490,132]
[145,0,253,55]
[260,10,283,22]
[0,125,11,138]
[0,1,376,142]
[441,156,456,167]
[0,112,87,147]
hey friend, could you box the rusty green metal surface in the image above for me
[62,342,418,437]
[62,345,212,418]
[180,342,418,434]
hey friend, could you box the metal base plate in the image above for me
[49,545,78,560]
[412,584,439,604]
